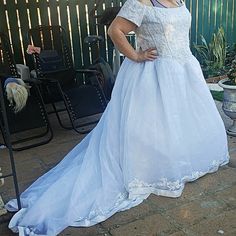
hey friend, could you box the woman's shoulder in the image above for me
[117,0,147,27]
[123,0,151,7]
[138,0,153,7]
[138,0,185,6]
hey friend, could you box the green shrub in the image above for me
[194,27,227,78]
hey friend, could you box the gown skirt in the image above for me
[6,56,230,235]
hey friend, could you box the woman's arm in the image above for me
[108,16,157,62]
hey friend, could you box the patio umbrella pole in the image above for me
[0,84,21,210]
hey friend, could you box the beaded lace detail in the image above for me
[117,0,193,63]
[128,155,230,196]
[75,155,230,223]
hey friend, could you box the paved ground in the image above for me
[0,100,236,236]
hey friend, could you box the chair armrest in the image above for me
[30,70,58,84]
[36,77,58,84]
[75,69,101,75]
[23,78,42,86]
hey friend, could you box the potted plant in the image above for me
[194,27,228,83]
[218,58,236,136]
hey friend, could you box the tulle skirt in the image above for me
[6,56,230,236]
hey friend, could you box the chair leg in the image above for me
[10,125,53,152]
[50,101,98,134]
[47,83,99,134]
[62,92,102,134]
[50,102,71,130]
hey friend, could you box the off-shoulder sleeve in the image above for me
[116,0,146,27]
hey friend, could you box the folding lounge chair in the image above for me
[0,32,53,151]
[28,25,108,134]
[0,82,21,215]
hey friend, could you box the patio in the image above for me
[0,101,236,236]
[0,0,236,235]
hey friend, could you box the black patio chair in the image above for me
[0,82,21,216]
[28,25,108,134]
[0,32,53,151]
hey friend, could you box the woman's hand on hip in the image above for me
[135,48,158,62]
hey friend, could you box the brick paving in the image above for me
[0,100,236,236]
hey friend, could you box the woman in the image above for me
[6,0,230,235]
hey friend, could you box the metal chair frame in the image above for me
[0,32,53,151]
[0,83,21,221]
[28,25,108,134]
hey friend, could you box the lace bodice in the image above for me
[117,0,193,63]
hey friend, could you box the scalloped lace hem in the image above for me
[128,154,230,199]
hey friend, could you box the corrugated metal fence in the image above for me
[0,0,235,69]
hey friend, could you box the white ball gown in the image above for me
[6,0,230,235]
